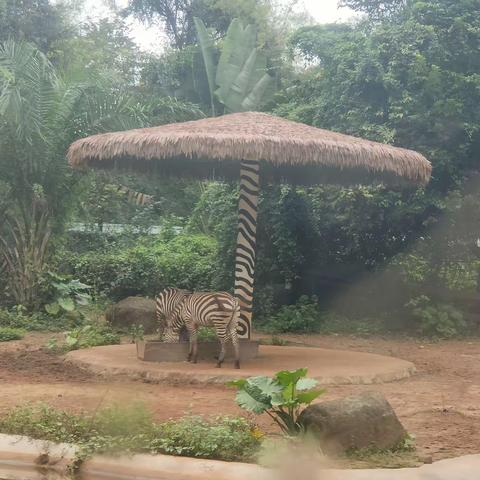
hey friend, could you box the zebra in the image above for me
[107,184,154,206]
[155,287,241,369]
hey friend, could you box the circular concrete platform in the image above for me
[66,344,415,385]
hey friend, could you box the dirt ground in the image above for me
[0,332,479,464]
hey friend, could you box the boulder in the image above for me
[106,297,160,334]
[298,391,406,455]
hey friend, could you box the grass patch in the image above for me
[0,403,261,464]
[340,435,419,469]
[0,326,25,342]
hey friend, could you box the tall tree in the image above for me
[0,40,149,307]
[0,0,72,52]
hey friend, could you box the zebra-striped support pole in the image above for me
[234,160,260,340]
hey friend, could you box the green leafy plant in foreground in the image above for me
[228,368,325,436]
[0,403,260,463]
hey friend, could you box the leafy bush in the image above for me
[153,416,260,461]
[260,296,321,333]
[228,368,325,436]
[0,327,25,342]
[48,324,120,352]
[44,273,91,318]
[62,234,217,299]
[0,403,261,463]
[407,296,467,338]
[0,304,87,333]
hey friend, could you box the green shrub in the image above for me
[153,416,259,461]
[0,305,81,332]
[407,296,467,338]
[62,234,217,299]
[260,296,321,333]
[48,324,120,352]
[0,403,260,463]
[0,327,25,342]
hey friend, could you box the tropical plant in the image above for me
[228,368,325,436]
[44,273,91,317]
[194,17,273,115]
[0,40,148,308]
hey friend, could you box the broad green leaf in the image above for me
[296,389,326,405]
[58,297,75,312]
[235,389,271,414]
[193,17,217,115]
[216,19,244,88]
[275,369,308,387]
[247,376,283,397]
[45,302,60,315]
[296,378,319,391]
[241,73,273,111]
[231,49,258,97]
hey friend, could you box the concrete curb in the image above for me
[0,434,478,480]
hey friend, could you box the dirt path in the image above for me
[0,333,479,463]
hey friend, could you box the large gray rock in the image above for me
[298,391,407,455]
[106,297,160,334]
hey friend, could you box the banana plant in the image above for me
[193,17,273,115]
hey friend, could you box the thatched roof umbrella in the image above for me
[68,112,431,339]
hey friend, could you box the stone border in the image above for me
[0,434,478,480]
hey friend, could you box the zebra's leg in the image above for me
[231,327,240,369]
[185,320,195,362]
[191,326,199,364]
[216,336,227,368]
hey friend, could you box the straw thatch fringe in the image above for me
[68,112,431,185]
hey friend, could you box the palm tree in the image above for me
[0,40,150,307]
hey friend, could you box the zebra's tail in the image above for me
[226,297,241,333]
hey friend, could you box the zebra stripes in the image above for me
[234,160,260,340]
[109,184,154,206]
[156,287,241,368]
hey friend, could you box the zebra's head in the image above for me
[156,287,189,343]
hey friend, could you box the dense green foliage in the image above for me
[0,403,261,462]
[63,233,217,299]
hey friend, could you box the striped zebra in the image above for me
[156,288,241,369]
[108,184,154,206]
